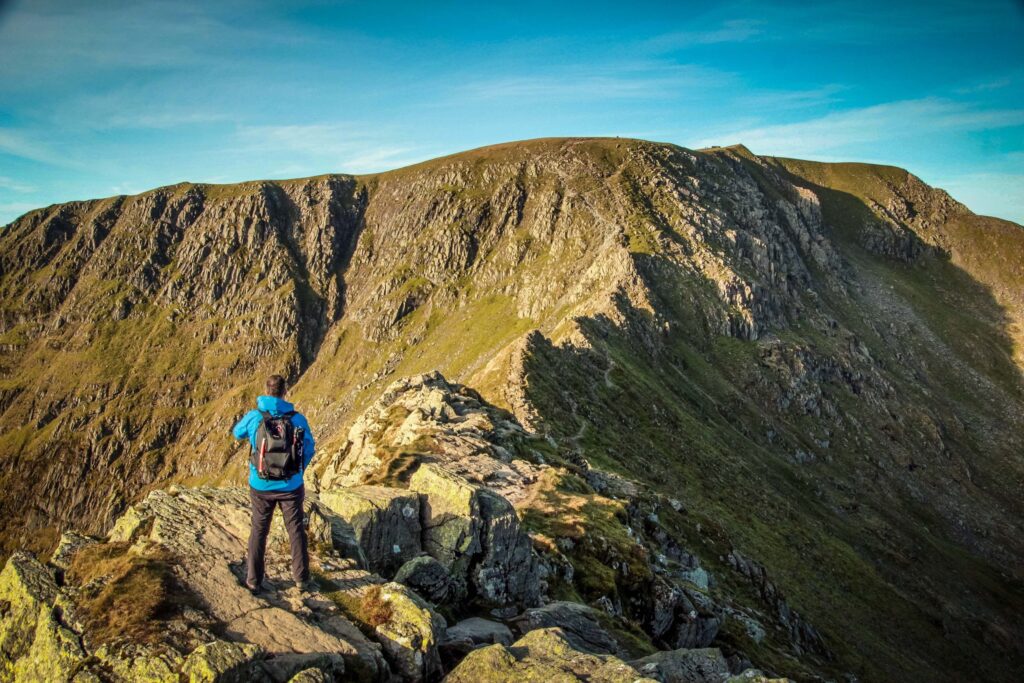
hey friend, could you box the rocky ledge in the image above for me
[0,373,828,681]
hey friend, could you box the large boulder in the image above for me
[326,577,446,683]
[0,553,59,669]
[445,627,656,683]
[410,463,541,607]
[319,486,421,577]
[179,640,268,682]
[514,601,622,656]
[630,647,731,683]
[393,555,453,604]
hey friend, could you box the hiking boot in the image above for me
[244,580,264,595]
[295,578,317,593]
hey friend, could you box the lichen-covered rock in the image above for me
[9,603,87,683]
[94,643,183,683]
[445,627,655,683]
[0,553,60,676]
[513,601,621,656]
[410,463,540,607]
[319,486,421,577]
[50,532,99,570]
[393,555,453,604]
[630,647,730,683]
[179,640,267,683]
[287,668,332,683]
[377,584,445,683]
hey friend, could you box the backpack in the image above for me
[252,410,304,480]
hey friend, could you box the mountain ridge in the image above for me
[1,137,1022,682]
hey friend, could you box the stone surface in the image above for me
[630,647,731,683]
[319,486,421,577]
[393,555,453,604]
[179,640,268,683]
[445,627,655,683]
[514,601,621,656]
[445,617,514,646]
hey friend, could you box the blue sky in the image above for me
[1,0,1022,225]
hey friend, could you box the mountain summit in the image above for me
[0,138,1022,682]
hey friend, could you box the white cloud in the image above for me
[233,123,427,174]
[0,128,75,167]
[645,19,765,51]
[457,63,726,102]
[693,99,1024,156]
[0,176,35,193]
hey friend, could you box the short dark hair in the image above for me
[266,374,287,398]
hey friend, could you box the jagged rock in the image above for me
[0,553,60,671]
[287,668,332,683]
[630,647,731,683]
[321,373,542,504]
[50,532,99,570]
[393,555,453,604]
[513,601,621,656]
[329,579,445,683]
[445,617,514,646]
[409,463,540,607]
[319,486,421,577]
[445,627,655,683]
[179,640,268,682]
[94,642,184,683]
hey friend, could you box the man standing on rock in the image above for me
[232,374,316,594]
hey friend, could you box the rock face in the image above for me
[319,485,421,577]
[2,138,1024,682]
[445,627,654,683]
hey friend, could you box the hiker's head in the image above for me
[266,374,287,398]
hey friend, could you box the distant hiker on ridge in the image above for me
[232,374,316,594]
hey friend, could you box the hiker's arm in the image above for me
[298,416,315,467]
[232,411,255,440]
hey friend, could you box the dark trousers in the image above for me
[246,485,309,587]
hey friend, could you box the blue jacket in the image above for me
[232,395,315,492]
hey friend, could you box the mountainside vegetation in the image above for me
[0,137,1021,682]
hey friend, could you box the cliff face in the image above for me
[0,138,1022,682]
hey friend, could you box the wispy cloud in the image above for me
[694,99,1024,156]
[645,19,765,51]
[0,176,36,193]
[233,123,427,174]
[456,63,727,102]
[0,128,75,167]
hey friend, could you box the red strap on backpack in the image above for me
[257,439,267,477]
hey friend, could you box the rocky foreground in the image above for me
[1,373,808,682]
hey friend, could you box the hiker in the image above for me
[231,374,316,594]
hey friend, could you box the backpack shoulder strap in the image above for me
[258,410,274,421]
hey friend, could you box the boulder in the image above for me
[330,580,446,683]
[445,617,514,647]
[50,532,99,570]
[410,463,540,607]
[393,555,453,604]
[179,640,268,682]
[446,627,655,683]
[514,601,620,656]
[630,647,731,682]
[727,670,795,683]
[0,553,60,669]
[319,486,421,577]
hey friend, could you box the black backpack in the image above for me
[252,410,304,480]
